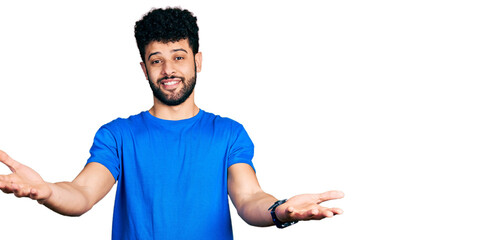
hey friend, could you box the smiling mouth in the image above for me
[163,80,180,86]
[159,77,183,90]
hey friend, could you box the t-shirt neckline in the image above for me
[142,108,204,126]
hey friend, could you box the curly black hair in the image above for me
[134,7,199,62]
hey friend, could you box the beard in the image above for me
[148,72,197,106]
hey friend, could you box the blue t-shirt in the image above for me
[87,109,254,240]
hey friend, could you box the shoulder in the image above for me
[200,110,252,143]
[200,110,245,130]
[98,111,147,134]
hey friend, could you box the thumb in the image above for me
[0,150,21,172]
[317,190,345,203]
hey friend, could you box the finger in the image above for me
[308,208,339,220]
[317,190,344,203]
[12,183,32,198]
[0,150,20,172]
[300,207,343,221]
[11,184,20,196]
[310,208,329,220]
[324,211,334,218]
[1,187,13,194]
[29,188,39,200]
[0,176,15,193]
[292,208,320,221]
[1,182,14,193]
[329,207,344,215]
[1,179,16,193]
[11,183,22,197]
[320,207,343,218]
[0,178,10,193]
[310,208,319,216]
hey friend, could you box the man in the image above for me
[0,7,343,239]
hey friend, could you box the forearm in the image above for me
[237,191,278,227]
[0,155,113,217]
[42,181,94,216]
[228,164,344,227]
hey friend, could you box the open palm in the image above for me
[276,190,344,222]
[0,151,52,202]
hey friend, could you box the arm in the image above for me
[228,163,344,227]
[227,163,276,226]
[0,150,115,216]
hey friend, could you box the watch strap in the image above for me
[268,199,298,229]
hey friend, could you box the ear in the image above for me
[195,52,202,73]
[140,62,148,80]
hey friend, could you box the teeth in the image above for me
[163,81,178,86]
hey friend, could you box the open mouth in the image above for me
[159,77,182,89]
[163,80,180,86]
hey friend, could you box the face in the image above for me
[140,39,202,106]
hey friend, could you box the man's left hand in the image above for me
[275,190,344,222]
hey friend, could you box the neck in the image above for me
[149,93,199,120]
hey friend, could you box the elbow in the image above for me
[45,200,94,217]
[66,206,92,217]
[56,206,92,217]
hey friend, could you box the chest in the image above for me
[118,125,231,191]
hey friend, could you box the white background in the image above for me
[1,0,500,239]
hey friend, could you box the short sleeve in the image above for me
[228,123,255,172]
[87,126,121,180]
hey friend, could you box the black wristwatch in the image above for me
[268,199,298,229]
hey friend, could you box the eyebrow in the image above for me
[147,52,161,60]
[147,49,188,60]
[172,48,188,54]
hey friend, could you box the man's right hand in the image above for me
[0,150,52,203]
[1,149,115,216]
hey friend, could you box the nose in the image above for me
[161,60,176,77]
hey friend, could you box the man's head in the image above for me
[135,7,199,62]
[135,7,201,107]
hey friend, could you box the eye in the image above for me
[151,59,162,64]
[175,56,184,61]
